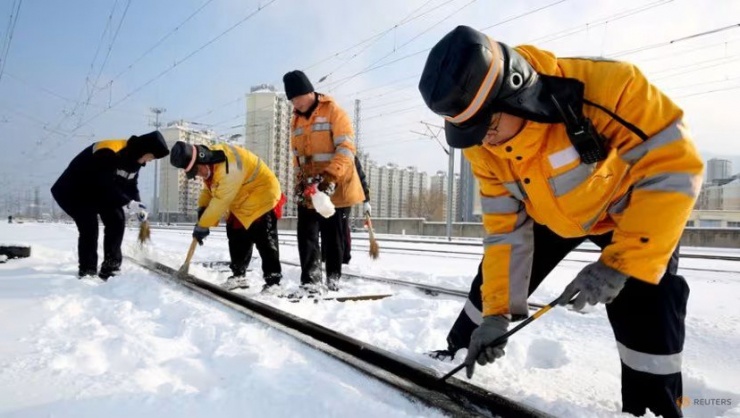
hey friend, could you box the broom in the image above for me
[365,213,380,259]
[138,220,151,245]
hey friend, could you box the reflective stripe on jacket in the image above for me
[291,94,364,208]
[464,46,704,317]
[197,144,281,229]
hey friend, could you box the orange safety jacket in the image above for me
[290,94,364,209]
[463,46,704,317]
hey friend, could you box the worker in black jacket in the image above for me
[51,131,169,279]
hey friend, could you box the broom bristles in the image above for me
[138,220,151,244]
[369,238,380,259]
[365,214,380,259]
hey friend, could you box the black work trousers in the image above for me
[52,192,125,274]
[446,223,689,418]
[225,210,282,281]
[297,205,349,284]
[323,210,353,264]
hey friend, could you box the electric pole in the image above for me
[150,107,166,222]
[352,99,362,222]
[413,121,455,241]
[353,99,362,153]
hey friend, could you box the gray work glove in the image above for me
[558,261,629,311]
[463,315,510,378]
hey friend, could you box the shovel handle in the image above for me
[183,238,198,266]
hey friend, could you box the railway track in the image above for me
[149,225,740,262]
[275,240,740,275]
[198,259,554,311]
[126,255,551,418]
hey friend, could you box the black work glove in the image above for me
[317,174,336,197]
[193,225,210,245]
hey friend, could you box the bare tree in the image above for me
[408,188,446,220]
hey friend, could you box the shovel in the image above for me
[177,238,198,278]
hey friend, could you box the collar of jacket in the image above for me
[203,164,215,186]
[295,93,321,119]
[484,119,550,161]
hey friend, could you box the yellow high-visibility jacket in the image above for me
[197,144,281,229]
[463,46,704,317]
[291,94,364,208]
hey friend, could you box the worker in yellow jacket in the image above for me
[170,141,284,292]
[418,26,702,418]
[284,70,365,295]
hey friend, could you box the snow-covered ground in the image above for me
[1,222,739,418]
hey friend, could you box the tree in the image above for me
[408,188,446,221]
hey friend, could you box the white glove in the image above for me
[311,191,336,218]
[363,202,372,216]
[125,201,148,222]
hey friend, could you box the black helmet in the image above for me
[170,141,225,179]
[126,130,169,159]
[419,26,555,148]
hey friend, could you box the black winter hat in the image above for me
[283,70,314,100]
[420,26,562,149]
[170,141,200,179]
[419,26,505,149]
[126,130,169,159]
[170,141,226,179]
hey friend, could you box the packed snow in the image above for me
[1,222,739,418]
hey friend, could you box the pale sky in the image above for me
[1,0,739,207]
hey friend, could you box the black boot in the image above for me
[98,260,121,280]
[261,273,282,293]
[426,348,458,361]
[326,274,340,292]
[78,268,98,278]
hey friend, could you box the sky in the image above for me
[1,0,739,208]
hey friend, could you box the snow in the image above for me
[2,222,740,418]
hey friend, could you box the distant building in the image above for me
[707,158,732,185]
[430,170,460,221]
[157,121,216,223]
[458,155,481,222]
[245,84,296,216]
[696,175,740,211]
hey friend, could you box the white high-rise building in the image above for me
[157,121,216,223]
[366,158,381,218]
[459,155,482,222]
[707,158,732,185]
[245,84,296,216]
[398,166,427,218]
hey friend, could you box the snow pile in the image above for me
[1,222,739,417]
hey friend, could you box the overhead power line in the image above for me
[315,0,444,83]
[610,23,740,57]
[69,0,278,135]
[0,0,23,84]
[110,0,216,83]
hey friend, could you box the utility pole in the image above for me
[353,99,362,153]
[352,99,362,223]
[33,187,40,220]
[413,121,454,241]
[150,107,166,222]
